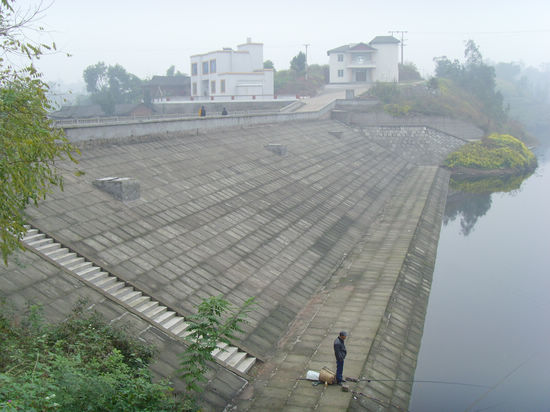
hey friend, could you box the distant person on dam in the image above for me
[334,331,348,385]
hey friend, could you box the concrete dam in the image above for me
[0,104,478,411]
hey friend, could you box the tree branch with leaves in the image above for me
[1,0,78,264]
[178,295,255,393]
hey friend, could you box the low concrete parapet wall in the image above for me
[154,100,291,115]
[62,101,337,143]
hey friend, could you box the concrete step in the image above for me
[112,286,135,300]
[27,237,52,247]
[83,271,109,283]
[179,328,193,338]
[60,257,85,267]
[22,232,43,242]
[66,260,91,271]
[119,290,143,304]
[235,356,256,374]
[45,247,69,258]
[226,351,247,368]
[211,342,229,357]
[135,299,155,312]
[76,266,101,277]
[170,321,190,336]
[143,304,165,318]
[53,252,77,263]
[94,276,117,289]
[23,228,39,237]
[36,242,60,252]
[104,281,125,294]
[162,316,185,331]
[215,345,237,362]
[154,310,176,325]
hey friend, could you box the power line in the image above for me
[389,30,407,64]
[303,43,310,80]
[410,29,550,35]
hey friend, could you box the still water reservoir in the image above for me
[409,146,550,412]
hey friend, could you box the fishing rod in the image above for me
[297,376,491,388]
[357,378,491,389]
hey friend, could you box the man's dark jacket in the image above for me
[334,336,347,362]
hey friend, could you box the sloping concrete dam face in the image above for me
[1,119,465,411]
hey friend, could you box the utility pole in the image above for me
[303,43,310,80]
[389,31,407,65]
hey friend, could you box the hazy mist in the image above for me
[15,0,550,87]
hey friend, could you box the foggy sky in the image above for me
[15,0,550,87]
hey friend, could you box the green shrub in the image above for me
[444,133,537,171]
[383,103,411,117]
[0,301,181,411]
[368,82,400,103]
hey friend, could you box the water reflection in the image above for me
[443,172,533,236]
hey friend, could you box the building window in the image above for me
[352,54,370,64]
[220,79,226,93]
[338,70,344,77]
[192,82,197,95]
[191,63,198,76]
[338,54,344,62]
[202,61,209,74]
[211,80,216,94]
[210,59,216,73]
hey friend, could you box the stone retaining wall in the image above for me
[332,109,484,141]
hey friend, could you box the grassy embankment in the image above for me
[366,80,534,145]
[366,80,538,176]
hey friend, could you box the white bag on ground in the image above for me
[306,370,320,381]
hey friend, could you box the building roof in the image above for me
[370,35,400,44]
[327,44,352,54]
[327,42,377,55]
[349,42,377,52]
[49,104,105,119]
[146,76,189,87]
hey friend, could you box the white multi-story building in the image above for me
[327,36,399,84]
[190,38,274,100]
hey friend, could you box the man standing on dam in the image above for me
[334,331,348,385]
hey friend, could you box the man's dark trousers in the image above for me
[336,359,344,383]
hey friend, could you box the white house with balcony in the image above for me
[327,36,399,84]
[190,39,274,100]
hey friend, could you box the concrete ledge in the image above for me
[61,102,337,143]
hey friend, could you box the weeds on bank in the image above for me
[0,299,182,411]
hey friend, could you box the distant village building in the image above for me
[327,36,399,84]
[143,75,190,103]
[190,38,274,100]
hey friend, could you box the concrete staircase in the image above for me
[21,226,257,375]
